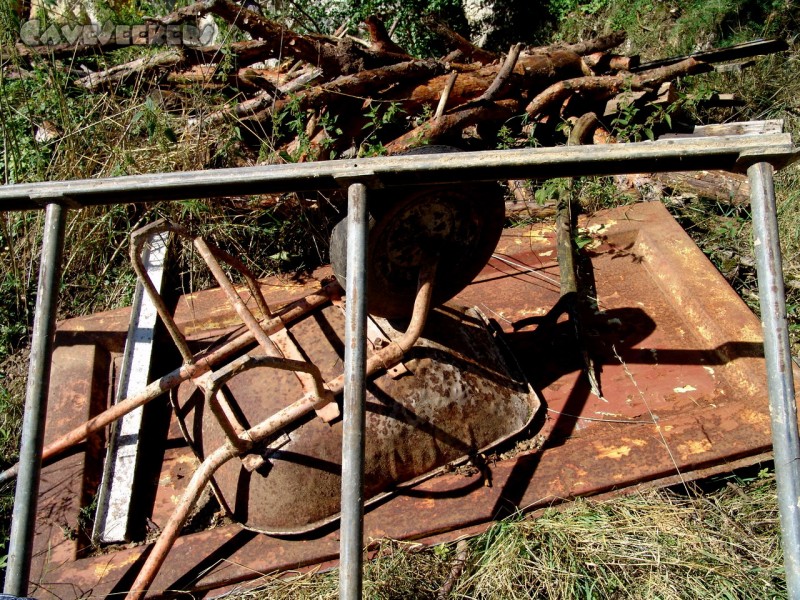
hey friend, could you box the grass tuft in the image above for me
[219,472,784,599]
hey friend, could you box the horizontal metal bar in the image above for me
[1,135,796,211]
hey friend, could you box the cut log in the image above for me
[583,52,639,73]
[526,57,712,117]
[76,49,183,90]
[385,98,519,153]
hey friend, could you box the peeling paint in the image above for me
[674,385,697,394]
[595,443,632,460]
[678,439,712,458]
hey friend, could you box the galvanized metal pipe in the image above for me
[3,202,67,596]
[340,183,369,600]
[748,162,800,600]
[0,135,796,211]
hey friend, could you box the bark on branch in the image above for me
[422,14,499,65]
[385,98,519,153]
[526,57,711,117]
[76,49,183,90]
[547,31,627,56]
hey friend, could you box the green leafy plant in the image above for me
[358,100,404,157]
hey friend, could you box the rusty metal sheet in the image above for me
[30,202,800,598]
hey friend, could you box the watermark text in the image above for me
[20,21,217,47]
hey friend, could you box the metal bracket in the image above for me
[27,192,80,210]
[733,147,800,173]
[333,171,384,189]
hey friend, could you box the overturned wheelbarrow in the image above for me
[175,300,540,534]
[119,149,541,596]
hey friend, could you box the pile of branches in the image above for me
[10,0,788,167]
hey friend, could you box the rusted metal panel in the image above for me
[30,202,800,598]
[30,345,108,594]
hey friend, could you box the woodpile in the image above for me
[8,0,787,201]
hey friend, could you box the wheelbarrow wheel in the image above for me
[330,146,505,319]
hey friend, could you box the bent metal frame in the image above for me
[0,133,798,600]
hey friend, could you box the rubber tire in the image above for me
[330,146,505,319]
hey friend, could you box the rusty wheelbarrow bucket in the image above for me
[175,300,540,535]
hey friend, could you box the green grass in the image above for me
[555,0,797,58]
[226,470,785,599]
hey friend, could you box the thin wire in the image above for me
[546,408,650,424]
[490,253,561,287]
[490,253,602,306]
[612,344,690,493]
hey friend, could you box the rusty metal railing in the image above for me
[0,133,798,600]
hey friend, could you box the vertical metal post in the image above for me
[4,202,68,596]
[748,162,800,600]
[340,183,369,600]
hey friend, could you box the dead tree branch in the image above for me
[422,14,499,65]
[548,30,627,56]
[525,57,711,117]
[475,43,523,103]
[434,71,459,119]
[76,48,183,90]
